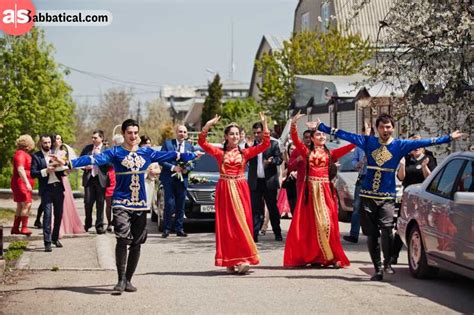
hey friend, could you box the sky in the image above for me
[29,0,296,105]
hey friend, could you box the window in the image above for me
[302,12,310,31]
[457,160,473,192]
[321,2,330,33]
[427,159,466,199]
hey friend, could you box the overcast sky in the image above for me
[28,0,295,105]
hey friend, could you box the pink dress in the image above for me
[57,176,85,237]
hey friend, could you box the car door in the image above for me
[451,158,473,269]
[424,158,466,261]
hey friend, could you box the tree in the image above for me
[140,98,174,145]
[256,29,372,125]
[0,28,76,173]
[356,0,472,150]
[201,74,223,127]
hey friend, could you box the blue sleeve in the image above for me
[159,142,175,171]
[180,152,197,163]
[399,135,451,156]
[71,148,114,168]
[150,147,178,163]
[186,144,196,172]
[318,122,367,149]
[351,148,361,168]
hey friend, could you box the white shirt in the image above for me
[40,150,60,184]
[257,152,265,178]
[171,140,185,172]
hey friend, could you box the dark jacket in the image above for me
[248,139,282,190]
[30,151,66,195]
[80,144,109,188]
[159,139,195,188]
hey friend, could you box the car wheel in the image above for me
[337,198,352,223]
[407,225,439,279]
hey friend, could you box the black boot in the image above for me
[381,228,395,274]
[390,233,404,265]
[125,244,141,292]
[113,242,128,294]
[367,235,383,281]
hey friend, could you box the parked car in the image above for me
[151,146,220,231]
[397,151,474,279]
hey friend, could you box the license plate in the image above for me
[201,205,215,213]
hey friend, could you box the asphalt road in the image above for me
[1,214,473,314]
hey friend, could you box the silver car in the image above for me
[397,151,474,279]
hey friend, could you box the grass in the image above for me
[4,240,28,264]
[0,208,15,224]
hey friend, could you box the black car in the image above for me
[151,148,220,231]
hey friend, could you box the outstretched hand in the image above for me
[306,117,321,129]
[206,114,221,127]
[291,111,305,125]
[259,111,267,124]
[450,130,466,141]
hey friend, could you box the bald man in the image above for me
[159,125,195,238]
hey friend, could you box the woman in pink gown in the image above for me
[52,134,85,236]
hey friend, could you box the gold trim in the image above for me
[216,254,260,263]
[371,145,393,167]
[307,176,330,182]
[220,174,246,181]
[366,166,395,172]
[377,137,394,145]
[359,194,396,200]
[229,179,258,255]
[360,189,395,197]
[310,181,334,262]
[115,170,147,175]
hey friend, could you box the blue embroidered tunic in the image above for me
[318,122,451,200]
[71,146,198,211]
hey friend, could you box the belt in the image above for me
[115,170,147,176]
[48,182,61,187]
[367,166,395,172]
[307,176,329,183]
[220,174,246,181]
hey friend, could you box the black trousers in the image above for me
[251,179,281,238]
[84,176,106,230]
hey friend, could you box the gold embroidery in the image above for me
[229,180,259,256]
[371,145,392,167]
[310,181,334,262]
[120,152,147,204]
[372,170,382,192]
[360,189,395,197]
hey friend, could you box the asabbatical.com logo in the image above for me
[0,0,36,36]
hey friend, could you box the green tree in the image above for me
[256,29,372,125]
[201,74,223,127]
[0,28,76,181]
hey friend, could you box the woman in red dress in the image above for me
[284,113,355,268]
[198,113,270,275]
[10,134,36,235]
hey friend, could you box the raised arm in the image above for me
[330,143,356,160]
[290,113,309,158]
[198,114,224,158]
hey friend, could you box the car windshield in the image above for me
[193,152,219,172]
[325,141,355,172]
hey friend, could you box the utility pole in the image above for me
[137,101,141,124]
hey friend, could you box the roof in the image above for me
[196,79,249,92]
[295,74,404,98]
[334,0,395,43]
[161,85,196,98]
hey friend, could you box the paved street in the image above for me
[0,199,473,314]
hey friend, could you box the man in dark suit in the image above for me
[248,122,283,242]
[159,125,195,238]
[31,135,66,252]
[80,130,109,234]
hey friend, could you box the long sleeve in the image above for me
[198,130,223,159]
[399,136,451,156]
[290,124,309,159]
[71,149,114,168]
[159,141,175,171]
[318,122,367,149]
[30,154,42,179]
[242,131,270,160]
[331,143,356,160]
[288,149,301,173]
[351,147,362,169]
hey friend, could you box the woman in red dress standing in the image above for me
[284,113,355,268]
[11,134,36,235]
[198,113,270,275]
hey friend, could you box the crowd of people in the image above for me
[9,113,464,293]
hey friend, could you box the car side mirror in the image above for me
[453,192,474,206]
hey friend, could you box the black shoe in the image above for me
[113,278,127,294]
[34,220,42,229]
[53,240,63,248]
[106,225,113,233]
[96,228,106,235]
[343,235,358,243]
[370,270,384,281]
[275,235,283,242]
[176,231,188,237]
[84,225,90,232]
[383,263,396,274]
[45,244,52,252]
[254,235,259,243]
[125,281,137,292]
[390,257,398,265]
[161,231,170,238]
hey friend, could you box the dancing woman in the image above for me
[198,113,270,274]
[284,113,355,268]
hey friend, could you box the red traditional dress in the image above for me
[284,125,355,267]
[11,149,34,203]
[198,129,270,267]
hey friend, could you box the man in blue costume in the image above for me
[308,113,464,281]
[55,119,202,294]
